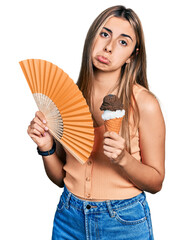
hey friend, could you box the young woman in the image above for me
[28,5,165,240]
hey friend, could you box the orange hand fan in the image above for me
[19,59,94,164]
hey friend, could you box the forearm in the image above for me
[118,150,164,194]
[28,112,66,187]
[42,152,66,187]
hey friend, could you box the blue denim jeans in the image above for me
[52,185,154,240]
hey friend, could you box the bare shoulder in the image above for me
[137,89,160,113]
[134,86,165,129]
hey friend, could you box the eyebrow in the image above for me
[103,27,133,41]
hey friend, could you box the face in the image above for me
[91,17,137,72]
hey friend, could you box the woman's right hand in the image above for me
[27,111,54,151]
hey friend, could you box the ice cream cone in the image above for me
[104,117,123,134]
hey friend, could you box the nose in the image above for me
[104,40,113,53]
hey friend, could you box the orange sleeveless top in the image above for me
[63,84,147,200]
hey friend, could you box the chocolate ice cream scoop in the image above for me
[100,94,123,111]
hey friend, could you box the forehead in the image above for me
[103,17,136,40]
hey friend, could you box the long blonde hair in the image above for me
[77,5,149,152]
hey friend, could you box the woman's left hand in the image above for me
[103,131,126,164]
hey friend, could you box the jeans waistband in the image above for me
[61,185,146,215]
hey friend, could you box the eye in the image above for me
[120,40,127,46]
[100,32,109,38]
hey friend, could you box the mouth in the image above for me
[97,55,110,64]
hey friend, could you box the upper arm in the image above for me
[137,90,166,179]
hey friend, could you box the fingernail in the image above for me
[45,126,48,131]
[43,120,46,124]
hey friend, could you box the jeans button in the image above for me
[86,204,91,209]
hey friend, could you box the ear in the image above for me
[136,48,139,56]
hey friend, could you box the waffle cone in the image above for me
[104,117,123,133]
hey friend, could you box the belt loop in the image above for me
[139,192,146,206]
[106,200,115,218]
[65,192,72,209]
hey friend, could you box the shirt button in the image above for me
[86,177,90,181]
[86,193,91,198]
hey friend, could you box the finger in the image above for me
[103,145,122,155]
[30,122,47,135]
[30,128,45,137]
[28,123,46,137]
[28,125,42,137]
[32,116,48,131]
[104,137,124,150]
[104,131,120,140]
[103,147,122,159]
[103,151,118,160]
[35,111,47,124]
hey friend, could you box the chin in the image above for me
[94,65,111,72]
[93,60,109,71]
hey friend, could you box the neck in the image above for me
[93,68,121,94]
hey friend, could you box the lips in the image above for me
[97,55,110,64]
